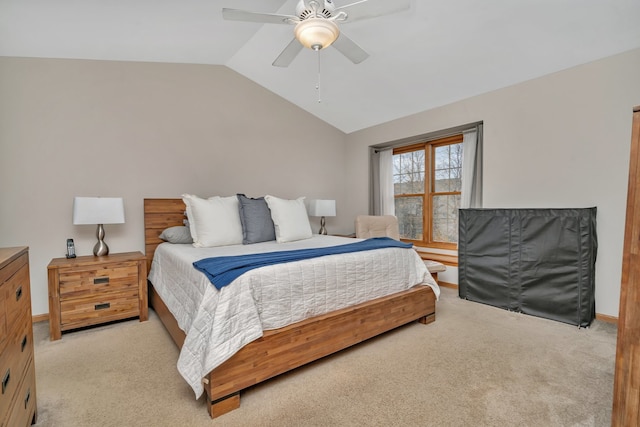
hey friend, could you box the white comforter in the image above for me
[148,235,439,398]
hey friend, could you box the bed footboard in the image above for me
[149,282,435,418]
[204,284,435,417]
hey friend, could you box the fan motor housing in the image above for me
[296,0,335,20]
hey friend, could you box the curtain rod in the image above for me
[371,122,482,153]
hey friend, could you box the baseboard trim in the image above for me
[32,313,49,323]
[595,313,618,325]
[437,283,618,325]
[438,281,457,289]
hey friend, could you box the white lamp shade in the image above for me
[308,199,336,217]
[73,197,125,225]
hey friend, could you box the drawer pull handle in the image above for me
[24,388,31,408]
[95,302,111,310]
[94,277,109,285]
[15,285,23,301]
[2,369,9,394]
[21,335,28,352]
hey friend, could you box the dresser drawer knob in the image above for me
[15,285,22,301]
[24,388,31,408]
[21,335,28,352]
[1,369,9,394]
[95,302,111,310]
[93,277,109,285]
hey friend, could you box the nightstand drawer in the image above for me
[60,288,139,328]
[58,262,139,298]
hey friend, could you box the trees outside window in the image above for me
[393,134,462,248]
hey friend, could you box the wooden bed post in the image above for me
[418,312,436,324]
[208,393,240,418]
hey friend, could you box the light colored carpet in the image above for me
[31,287,617,426]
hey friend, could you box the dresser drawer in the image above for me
[4,264,30,328]
[60,288,140,329]
[1,253,28,355]
[0,342,14,425]
[4,357,36,427]
[0,310,34,421]
[0,253,27,286]
[10,311,34,388]
[59,262,139,298]
[0,290,6,353]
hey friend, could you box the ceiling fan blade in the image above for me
[334,0,411,23]
[332,33,369,64]
[222,8,298,25]
[272,38,304,67]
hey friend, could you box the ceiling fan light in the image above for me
[294,18,339,50]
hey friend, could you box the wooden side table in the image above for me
[47,251,147,340]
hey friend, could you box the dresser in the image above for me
[47,252,148,341]
[612,106,640,425]
[0,246,37,427]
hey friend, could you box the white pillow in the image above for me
[264,195,313,243]
[182,194,243,247]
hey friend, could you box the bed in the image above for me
[144,198,439,418]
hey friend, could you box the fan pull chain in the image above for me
[316,46,322,103]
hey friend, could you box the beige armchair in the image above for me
[355,215,400,240]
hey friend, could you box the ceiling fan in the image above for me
[222,0,411,67]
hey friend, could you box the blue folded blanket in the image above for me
[193,237,413,290]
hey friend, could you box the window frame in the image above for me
[393,134,463,249]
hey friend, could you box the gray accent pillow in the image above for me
[237,194,276,244]
[159,226,193,244]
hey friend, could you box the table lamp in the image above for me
[73,197,125,256]
[308,199,336,235]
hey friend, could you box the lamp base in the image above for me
[93,224,110,256]
[318,216,328,235]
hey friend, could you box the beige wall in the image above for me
[0,57,349,316]
[344,48,640,318]
[3,49,639,319]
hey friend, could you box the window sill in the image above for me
[414,250,458,267]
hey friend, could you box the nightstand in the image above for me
[47,251,147,340]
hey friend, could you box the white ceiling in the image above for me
[2,0,640,133]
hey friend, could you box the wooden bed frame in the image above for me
[143,198,437,418]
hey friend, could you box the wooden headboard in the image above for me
[144,198,186,273]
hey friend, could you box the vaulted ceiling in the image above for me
[2,0,640,133]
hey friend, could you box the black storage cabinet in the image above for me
[458,208,597,327]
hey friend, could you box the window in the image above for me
[393,134,463,248]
